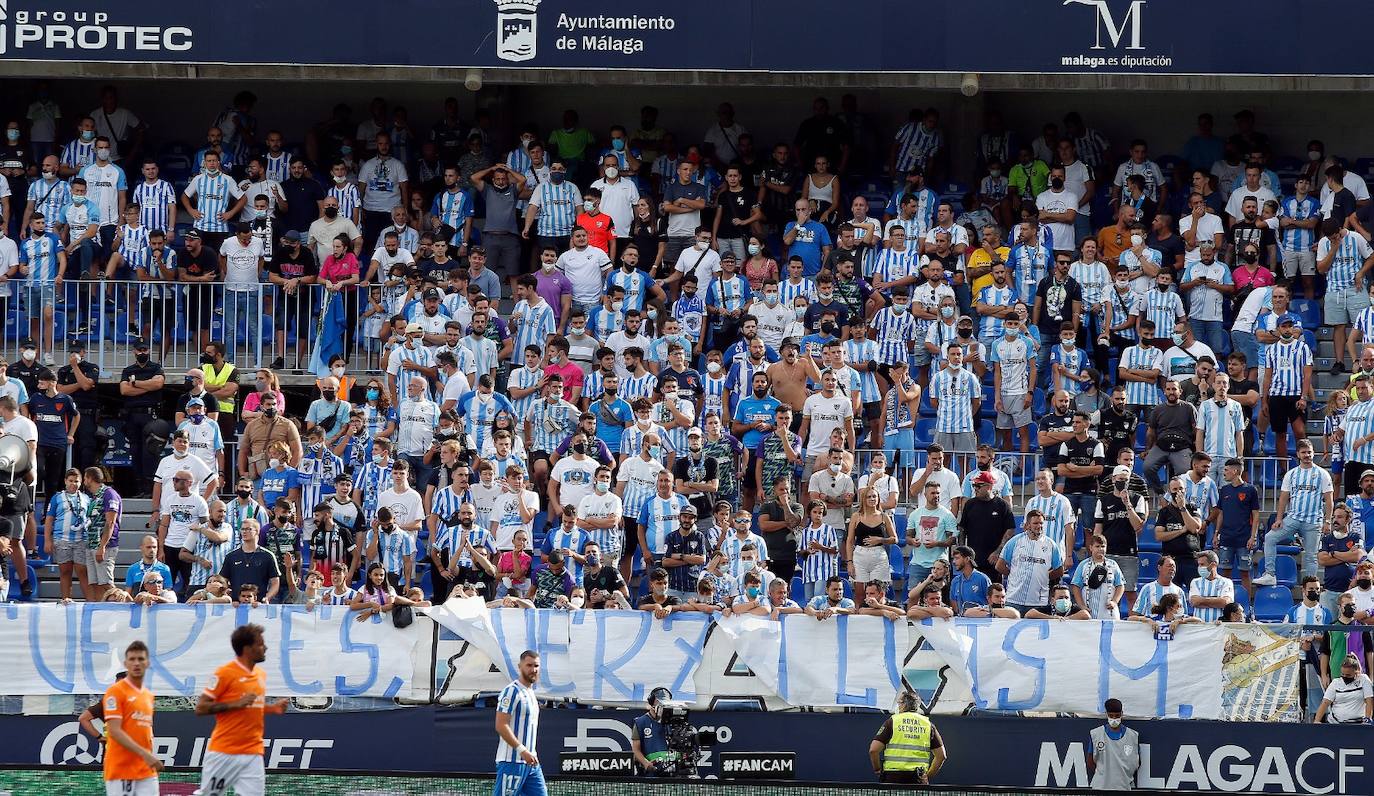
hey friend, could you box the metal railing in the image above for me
[4,277,387,375]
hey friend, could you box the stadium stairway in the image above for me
[33,498,158,601]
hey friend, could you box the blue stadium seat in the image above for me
[1254,554,1299,587]
[1253,586,1295,622]
[1231,585,1252,619]
[419,568,434,601]
[790,576,805,605]
[980,385,997,417]
[842,579,854,599]
[1137,552,1161,586]
[914,418,937,447]
[920,388,936,417]
[1273,155,1304,174]
[894,513,909,543]
[7,564,37,602]
[1302,330,1316,351]
[1032,388,1047,416]
[977,420,996,446]
[1135,423,1148,450]
[888,545,908,600]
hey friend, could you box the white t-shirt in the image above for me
[750,300,794,349]
[441,370,471,408]
[1036,189,1079,251]
[589,177,640,238]
[557,245,612,305]
[153,452,214,490]
[0,414,37,483]
[396,399,438,457]
[159,491,209,548]
[1322,674,1374,723]
[376,486,424,532]
[470,480,505,529]
[237,179,283,221]
[910,467,962,512]
[801,392,854,456]
[219,236,265,291]
[1225,185,1276,222]
[1179,213,1225,264]
[551,456,600,511]
[0,236,18,298]
[674,245,722,288]
[492,489,540,550]
[1163,341,1216,382]
[1062,161,1093,216]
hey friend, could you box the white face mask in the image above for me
[1130,234,1143,246]
[330,366,344,377]
[1107,717,1122,729]
[604,166,619,179]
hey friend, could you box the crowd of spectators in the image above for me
[3,86,1374,638]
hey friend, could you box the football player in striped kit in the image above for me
[493,651,547,796]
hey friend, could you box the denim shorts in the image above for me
[1217,544,1252,572]
[23,282,55,310]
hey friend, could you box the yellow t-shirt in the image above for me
[967,246,1011,296]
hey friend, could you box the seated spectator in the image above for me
[132,571,178,605]
[532,549,581,609]
[961,583,1022,619]
[856,579,905,620]
[350,562,406,620]
[1219,602,1248,623]
[185,574,233,605]
[495,529,533,598]
[323,562,358,606]
[699,550,739,609]
[236,583,261,607]
[804,575,855,619]
[1314,655,1374,725]
[1026,583,1091,620]
[639,568,680,618]
[948,545,991,616]
[906,586,955,620]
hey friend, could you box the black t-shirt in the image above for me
[1096,491,1147,556]
[267,246,320,281]
[736,156,765,192]
[219,548,281,595]
[958,496,1015,569]
[1157,503,1201,560]
[656,367,703,399]
[1058,436,1106,494]
[715,187,756,240]
[1228,222,1277,264]
[0,145,33,203]
[418,257,456,279]
[1034,276,1084,334]
[281,177,326,233]
[180,246,221,281]
[1096,407,1139,464]
[56,361,101,411]
[1330,188,1357,227]
[1039,411,1074,469]
[1147,233,1186,274]
[758,499,802,563]
[583,566,626,607]
[672,454,719,517]
[9,360,42,397]
[118,361,165,410]
[638,593,682,610]
[760,164,799,217]
[794,115,851,167]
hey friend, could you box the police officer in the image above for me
[631,687,678,776]
[1087,698,1139,790]
[9,339,43,398]
[118,338,166,496]
[869,691,945,784]
[56,340,101,470]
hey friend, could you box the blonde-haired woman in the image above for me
[845,485,897,591]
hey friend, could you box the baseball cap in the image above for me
[720,251,737,263]
[1277,312,1302,327]
[186,396,206,408]
[68,340,86,353]
[423,288,442,301]
[405,321,424,334]
[973,471,996,485]
[1112,465,1133,478]
[1362,469,1374,481]
[686,426,703,438]
[132,338,150,351]
[183,229,201,240]
[283,230,302,242]
[19,338,35,349]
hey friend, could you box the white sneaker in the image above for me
[40,353,53,366]
[1251,574,1277,587]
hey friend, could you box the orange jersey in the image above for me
[576,211,615,253]
[203,660,268,755]
[102,678,156,781]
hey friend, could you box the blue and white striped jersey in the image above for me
[431,189,474,241]
[460,335,500,380]
[1279,195,1319,253]
[930,366,980,433]
[1342,399,1374,465]
[508,365,544,425]
[605,268,654,313]
[1009,244,1050,302]
[494,680,541,764]
[1118,345,1162,406]
[1317,231,1373,293]
[701,373,729,422]
[18,232,64,283]
[26,178,71,225]
[1181,474,1218,525]
[620,371,658,403]
[884,188,938,234]
[457,391,517,452]
[354,460,394,526]
[1069,261,1111,312]
[1133,287,1184,334]
[511,300,557,360]
[296,448,344,518]
[1188,574,1234,623]
[705,274,751,319]
[45,490,90,544]
[844,338,881,403]
[652,398,695,454]
[719,531,769,578]
[60,139,96,173]
[115,224,149,269]
[264,152,292,184]
[1025,492,1075,550]
[1286,602,1333,626]
[188,522,234,586]
[871,246,920,288]
[1266,338,1310,397]
[1198,398,1245,459]
[131,179,176,233]
[530,182,582,237]
[1106,288,1138,342]
[616,456,664,519]
[1050,344,1088,396]
[371,527,416,575]
[184,173,244,233]
[870,306,920,365]
[327,183,361,223]
[1133,580,1184,616]
[975,284,1017,341]
[777,276,816,307]
[542,525,590,583]
[893,122,943,173]
[637,493,686,555]
[1354,308,1374,356]
[322,587,357,606]
[524,398,579,452]
[1280,465,1333,525]
[587,306,623,339]
[798,523,840,583]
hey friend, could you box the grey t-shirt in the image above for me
[482,183,519,234]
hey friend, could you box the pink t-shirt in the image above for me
[320,252,361,287]
[242,391,287,415]
[543,362,583,403]
[498,551,532,587]
[1233,264,1275,291]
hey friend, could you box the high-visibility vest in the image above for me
[202,362,237,414]
[883,711,933,772]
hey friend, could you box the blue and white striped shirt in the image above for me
[1009,244,1050,303]
[530,182,582,237]
[620,372,657,404]
[494,681,540,764]
[354,460,393,526]
[1266,339,1310,397]
[1286,602,1333,626]
[701,374,729,422]
[798,523,840,584]
[975,285,1017,341]
[508,365,544,425]
[322,587,357,606]
[1280,465,1333,525]
[706,275,751,321]
[542,525,589,583]
[1070,261,1111,314]
[777,277,816,307]
[131,179,176,233]
[1133,581,1184,616]
[1343,399,1374,466]
[297,448,344,519]
[588,306,623,339]
[18,232,64,283]
[844,339,880,403]
[190,522,235,585]
[1107,287,1138,342]
[184,173,243,233]
[1025,492,1075,550]
[327,183,361,223]
[525,398,579,453]
[45,490,89,544]
[1279,195,1319,253]
[264,152,292,184]
[616,456,664,519]
[1050,344,1088,396]
[1181,475,1219,526]
[1118,345,1162,406]
[1317,231,1372,293]
[60,139,96,173]
[930,367,980,433]
[653,398,695,454]
[460,335,500,380]
[871,246,921,291]
[431,190,474,242]
[893,122,943,173]
[1198,398,1245,459]
[457,392,517,452]
[511,300,557,361]
[371,527,416,575]
[1134,288,1185,334]
[25,178,71,224]
[870,306,919,365]
[1187,574,1233,622]
[605,269,654,313]
[115,224,150,269]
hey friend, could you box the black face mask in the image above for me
[236,489,251,499]
[1359,579,1372,590]
[324,206,339,218]
[1306,590,1320,601]
[322,390,337,401]
[263,407,278,418]
[754,388,768,398]
[135,353,150,365]
[200,353,216,365]
[1050,177,1065,190]
[821,322,837,335]
[1345,603,1358,619]
[1242,252,1258,264]
[572,442,587,455]
[958,326,973,337]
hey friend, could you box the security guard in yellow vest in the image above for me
[200,342,239,415]
[870,692,945,784]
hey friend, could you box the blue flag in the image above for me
[308,289,348,377]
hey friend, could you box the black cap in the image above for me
[19,338,35,349]
[68,340,87,353]
[183,229,201,240]
[423,287,442,300]
[132,338,150,351]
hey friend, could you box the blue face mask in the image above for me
[72,195,87,206]
[611,138,626,152]
[745,586,760,599]
[190,414,205,425]
[340,146,353,156]
[372,454,384,465]
[648,445,663,459]
[366,388,380,401]
[550,172,566,184]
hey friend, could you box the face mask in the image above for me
[324,206,339,218]
[1107,718,1122,730]
[80,130,95,142]
[42,169,56,180]
[989,168,1001,178]
[604,166,619,179]
[1156,282,1170,293]
[322,390,337,402]
[611,138,626,152]
[1171,333,1185,346]
[940,306,954,319]
[542,261,557,273]
[818,290,833,302]
[1050,177,1065,190]
[263,406,278,418]
[648,445,663,459]
[331,366,345,378]
[236,489,251,499]
[586,554,600,566]
[745,586,760,599]
[134,352,148,365]
[1242,252,1258,263]
[1130,234,1143,246]
[821,322,837,335]
[892,303,909,314]
[695,240,709,251]
[829,463,841,474]
[1005,329,1019,340]
[1306,590,1320,602]
[1309,150,1322,161]
[610,300,624,313]
[1346,603,1358,618]
[764,292,779,306]
[372,454,385,466]
[1360,579,1373,590]
[594,481,610,495]
[5,130,18,143]
[1115,279,1130,289]
[268,458,282,470]
[748,244,761,256]
[1060,338,1075,348]
[1054,598,1071,614]
[706,361,721,374]
[72,195,87,206]
[191,414,205,425]
[572,442,587,456]
[794,307,806,319]
[583,200,596,212]
[550,172,565,184]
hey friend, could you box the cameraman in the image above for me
[631,688,678,776]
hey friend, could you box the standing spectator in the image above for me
[1095,465,1148,610]
[1189,550,1235,624]
[218,518,280,602]
[1318,505,1364,618]
[845,486,896,591]
[1254,439,1333,586]
[1215,458,1262,594]
[1196,373,1247,483]
[1056,411,1105,547]
[157,468,210,599]
[928,345,980,453]
[1263,314,1313,459]
[1026,468,1078,564]
[28,368,78,500]
[906,480,958,585]
[118,340,164,496]
[996,509,1065,616]
[1155,477,1204,586]
[79,467,121,602]
[1070,534,1125,620]
[1180,243,1233,357]
[756,478,804,584]
[181,152,244,250]
[1317,219,1374,374]
[237,391,303,484]
[54,343,98,471]
[957,472,1014,581]
[1142,381,1197,497]
[1340,376,1374,498]
[396,375,439,489]
[1117,320,1163,417]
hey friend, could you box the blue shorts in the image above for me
[494,762,547,796]
[1216,543,1252,573]
[23,282,55,310]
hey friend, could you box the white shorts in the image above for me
[198,751,265,796]
[106,778,159,796]
[852,544,892,584]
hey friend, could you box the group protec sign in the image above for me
[2,0,1371,76]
